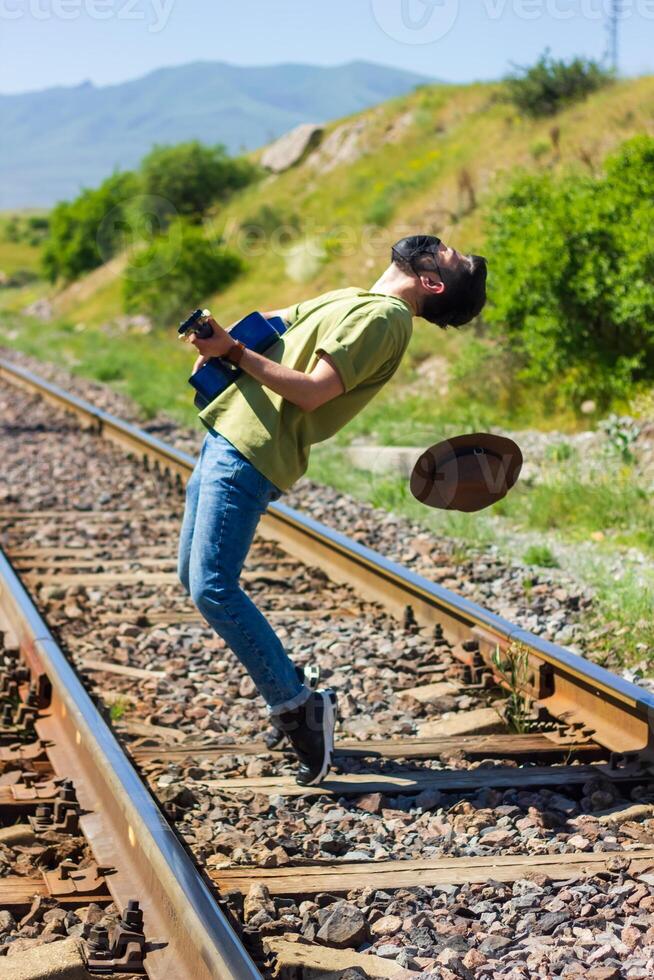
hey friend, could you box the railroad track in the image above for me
[1,356,654,979]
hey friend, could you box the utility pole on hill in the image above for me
[606,0,622,75]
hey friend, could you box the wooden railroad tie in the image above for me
[131,732,602,764]
[212,848,654,896]
[23,569,294,587]
[199,763,636,798]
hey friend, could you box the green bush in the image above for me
[2,213,49,245]
[42,170,139,284]
[3,216,20,242]
[485,135,654,407]
[140,141,257,223]
[40,142,256,286]
[123,219,243,327]
[506,51,612,118]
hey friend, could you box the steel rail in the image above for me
[0,544,262,980]
[2,357,653,757]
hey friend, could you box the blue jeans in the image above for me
[177,429,310,715]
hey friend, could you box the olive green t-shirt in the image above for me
[197,287,413,491]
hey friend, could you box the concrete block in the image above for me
[3,937,91,980]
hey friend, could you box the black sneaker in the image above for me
[263,664,321,750]
[276,689,337,786]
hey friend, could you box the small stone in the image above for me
[587,944,613,963]
[247,908,274,928]
[370,914,402,937]
[479,828,514,847]
[396,948,419,969]
[316,901,368,949]
[0,909,16,933]
[567,834,592,850]
[357,793,384,814]
[245,758,270,778]
[590,790,615,810]
[19,895,55,928]
[42,918,67,936]
[535,911,569,934]
[42,909,67,925]
[415,788,443,810]
[318,832,347,856]
[375,944,402,958]
[463,947,487,968]
[621,925,641,949]
[238,676,257,699]
[77,904,105,926]
[158,785,197,808]
[478,935,512,956]
[436,948,475,979]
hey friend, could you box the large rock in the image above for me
[244,883,275,924]
[345,446,423,478]
[22,298,53,321]
[309,118,369,173]
[635,420,654,487]
[261,123,323,173]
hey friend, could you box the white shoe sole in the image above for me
[303,691,336,787]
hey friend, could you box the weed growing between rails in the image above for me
[491,642,532,735]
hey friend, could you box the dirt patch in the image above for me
[413,354,451,397]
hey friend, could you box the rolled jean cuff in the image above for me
[268,684,312,717]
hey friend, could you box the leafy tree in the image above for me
[485,136,654,407]
[506,50,612,118]
[42,170,139,283]
[2,214,49,245]
[123,218,243,327]
[140,141,257,223]
[40,142,256,286]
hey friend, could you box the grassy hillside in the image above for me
[5,73,652,428]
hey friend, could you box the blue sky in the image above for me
[1,0,652,94]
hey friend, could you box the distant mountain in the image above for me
[0,60,433,209]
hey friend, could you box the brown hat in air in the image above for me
[410,432,523,513]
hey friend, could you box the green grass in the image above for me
[0,312,199,423]
[109,697,130,722]
[306,443,654,670]
[308,443,504,547]
[0,212,45,276]
[495,467,654,554]
[522,545,559,568]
